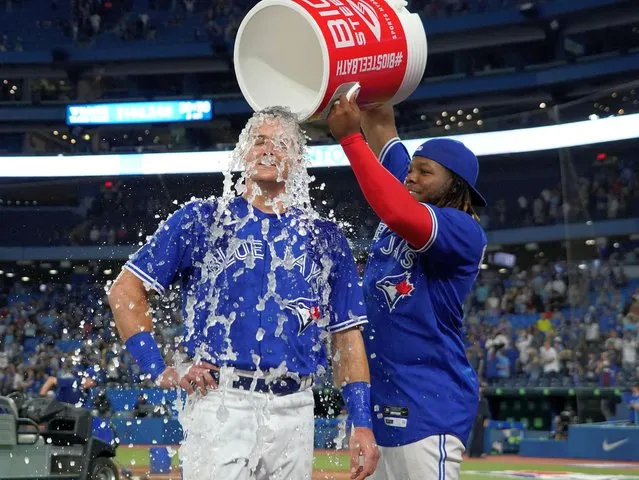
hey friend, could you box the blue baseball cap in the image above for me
[413,138,487,207]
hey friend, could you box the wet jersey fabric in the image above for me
[363,138,487,447]
[126,196,367,377]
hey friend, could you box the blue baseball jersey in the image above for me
[55,365,99,406]
[363,138,487,447]
[55,373,82,405]
[125,196,367,377]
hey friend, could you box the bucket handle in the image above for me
[316,82,361,120]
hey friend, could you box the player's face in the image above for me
[405,156,452,204]
[245,119,294,184]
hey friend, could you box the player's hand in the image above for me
[178,361,218,395]
[328,93,362,142]
[156,362,218,395]
[156,367,180,389]
[349,427,380,480]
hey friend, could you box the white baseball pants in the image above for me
[370,434,465,480]
[178,384,315,480]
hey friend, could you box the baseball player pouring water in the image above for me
[108,107,379,480]
[328,95,487,480]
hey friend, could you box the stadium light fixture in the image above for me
[1,112,638,177]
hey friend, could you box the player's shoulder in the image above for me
[178,196,218,216]
[311,215,348,243]
[380,137,410,161]
[433,206,485,237]
[306,215,355,259]
[166,197,218,226]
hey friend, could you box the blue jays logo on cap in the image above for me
[376,272,415,312]
[414,139,487,206]
[284,298,322,334]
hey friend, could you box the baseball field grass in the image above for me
[115,446,639,479]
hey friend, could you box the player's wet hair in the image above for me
[434,171,480,221]
[253,106,306,157]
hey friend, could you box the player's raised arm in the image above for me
[360,104,410,183]
[360,104,398,158]
[327,95,434,250]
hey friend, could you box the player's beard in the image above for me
[419,180,450,206]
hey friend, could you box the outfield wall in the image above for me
[520,424,639,461]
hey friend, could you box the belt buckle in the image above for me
[269,377,294,396]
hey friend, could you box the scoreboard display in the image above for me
[66,100,213,125]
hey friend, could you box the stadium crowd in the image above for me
[0,251,637,401]
[0,0,542,54]
[466,260,639,387]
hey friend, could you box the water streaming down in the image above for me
[149,107,352,477]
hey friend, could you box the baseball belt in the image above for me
[210,368,314,396]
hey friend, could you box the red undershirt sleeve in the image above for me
[340,133,434,250]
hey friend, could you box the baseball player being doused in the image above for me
[108,106,380,480]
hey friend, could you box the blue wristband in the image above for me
[125,332,167,382]
[341,381,373,429]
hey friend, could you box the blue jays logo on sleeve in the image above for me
[375,272,415,312]
[284,297,322,334]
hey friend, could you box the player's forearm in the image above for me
[331,327,370,386]
[39,378,55,396]
[360,105,398,158]
[332,327,373,429]
[340,133,433,248]
[108,269,166,381]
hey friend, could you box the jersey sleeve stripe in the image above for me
[414,204,438,253]
[379,137,401,165]
[327,316,368,333]
[123,262,166,295]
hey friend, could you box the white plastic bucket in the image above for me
[234,0,428,122]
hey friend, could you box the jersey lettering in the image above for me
[210,239,265,276]
[376,226,416,270]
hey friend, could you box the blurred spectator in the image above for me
[622,332,637,373]
[133,393,150,418]
[540,339,560,377]
[630,384,639,424]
